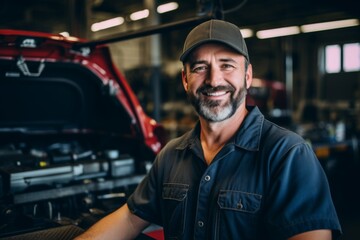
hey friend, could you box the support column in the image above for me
[145,0,162,121]
[284,38,294,118]
[67,0,91,38]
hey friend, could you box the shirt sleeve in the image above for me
[265,142,342,239]
[127,153,163,226]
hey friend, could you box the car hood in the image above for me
[0,29,164,154]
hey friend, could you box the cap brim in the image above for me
[180,39,248,62]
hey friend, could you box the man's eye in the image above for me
[191,66,207,73]
[222,64,235,70]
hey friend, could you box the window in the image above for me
[324,42,360,73]
[325,45,341,73]
[343,43,360,72]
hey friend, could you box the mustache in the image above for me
[196,85,235,94]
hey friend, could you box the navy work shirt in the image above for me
[127,106,342,239]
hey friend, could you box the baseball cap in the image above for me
[180,19,249,62]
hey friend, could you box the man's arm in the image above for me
[288,229,332,240]
[74,203,150,240]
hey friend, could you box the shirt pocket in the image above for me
[162,183,189,239]
[217,190,262,213]
[216,190,262,240]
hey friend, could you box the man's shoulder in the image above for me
[262,118,305,147]
[160,129,195,153]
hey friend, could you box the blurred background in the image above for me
[0,0,359,239]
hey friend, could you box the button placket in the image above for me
[194,167,216,239]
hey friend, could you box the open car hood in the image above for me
[0,29,164,154]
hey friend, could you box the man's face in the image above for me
[182,43,252,122]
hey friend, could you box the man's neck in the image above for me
[199,106,248,165]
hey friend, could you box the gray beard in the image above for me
[188,84,247,122]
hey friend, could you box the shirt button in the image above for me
[198,221,204,227]
[204,175,211,181]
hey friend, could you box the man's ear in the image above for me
[181,69,188,91]
[245,64,253,89]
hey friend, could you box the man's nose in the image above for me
[206,66,222,87]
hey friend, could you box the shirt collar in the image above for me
[176,106,264,151]
[233,106,263,151]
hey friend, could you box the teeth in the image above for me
[206,91,227,96]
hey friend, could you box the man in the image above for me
[75,19,342,240]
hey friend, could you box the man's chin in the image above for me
[199,106,233,122]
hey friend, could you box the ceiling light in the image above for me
[240,28,253,38]
[157,2,179,14]
[301,19,360,33]
[130,9,150,21]
[91,17,124,32]
[256,26,300,39]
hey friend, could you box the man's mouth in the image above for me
[203,91,228,97]
[200,85,234,98]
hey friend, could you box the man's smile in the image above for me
[203,90,229,97]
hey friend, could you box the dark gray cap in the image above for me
[180,19,249,63]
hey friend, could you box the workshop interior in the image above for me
[0,0,359,239]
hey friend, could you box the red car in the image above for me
[0,29,165,239]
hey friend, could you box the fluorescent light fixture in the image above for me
[301,19,360,33]
[91,17,124,32]
[240,28,253,38]
[157,2,179,13]
[130,9,150,21]
[256,26,300,39]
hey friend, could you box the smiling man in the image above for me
[75,19,342,240]
[184,43,249,122]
